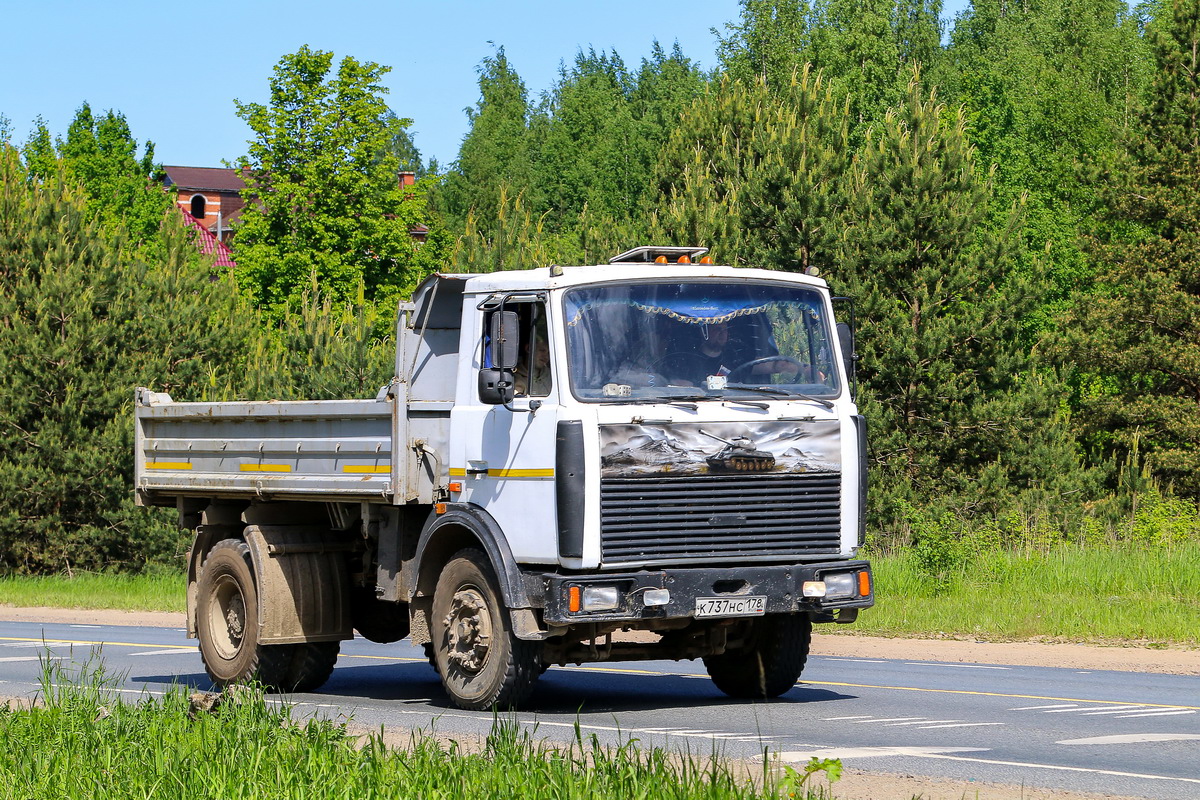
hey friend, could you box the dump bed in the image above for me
[134,389,398,506]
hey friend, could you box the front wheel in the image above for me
[431,548,542,710]
[703,614,812,699]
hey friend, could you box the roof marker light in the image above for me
[677,255,691,264]
[654,256,668,264]
[699,256,713,264]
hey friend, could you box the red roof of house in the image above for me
[181,212,236,268]
[163,165,245,193]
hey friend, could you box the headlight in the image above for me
[582,586,620,612]
[822,573,856,599]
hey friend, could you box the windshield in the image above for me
[563,281,840,402]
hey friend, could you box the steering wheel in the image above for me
[727,356,805,382]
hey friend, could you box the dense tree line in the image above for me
[435,0,1199,541]
[1,0,1197,571]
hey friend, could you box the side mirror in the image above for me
[490,311,520,370]
[836,321,857,396]
[478,368,514,405]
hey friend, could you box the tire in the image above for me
[703,614,812,699]
[196,538,340,693]
[430,548,542,710]
[351,587,410,644]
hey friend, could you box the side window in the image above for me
[513,303,551,397]
[482,301,552,398]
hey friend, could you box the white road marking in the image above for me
[820,715,874,720]
[903,662,1010,670]
[918,722,1006,729]
[1058,734,1200,745]
[774,745,1200,786]
[1115,710,1197,719]
[1011,703,1079,710]
[130,649,196,657]
[854,717,925,723]
[822,658,888,664]
[907,751,1200,785]
[0,655,66,663]
[1079,708,1155,715]
[771,746,988,761]
[886,719,962,726]
[1043,705,1147,713]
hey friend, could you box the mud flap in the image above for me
[243,525,353,644]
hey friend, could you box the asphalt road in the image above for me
[1,619,1197,799]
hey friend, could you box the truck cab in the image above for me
[136,246,872,710]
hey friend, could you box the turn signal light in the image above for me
[434,503,447,515]
[568,585,582,613]
[858,570,871,597]
[448,482,463,494]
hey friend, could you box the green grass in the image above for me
[850,542,1200,645]
[4,544,1197,646]
[0,570,184,613]
[0,657,840,800]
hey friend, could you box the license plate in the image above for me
[694,595,766,618]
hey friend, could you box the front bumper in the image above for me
[541,560,872,626]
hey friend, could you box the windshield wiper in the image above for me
[724,384,835,410]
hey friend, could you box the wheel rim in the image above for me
[209,573,247,660]
[442,586,492,674]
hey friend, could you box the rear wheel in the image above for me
[196,538,339,692]
[351,587,410,644]
[703,614,812,699]
[431,548,542,710]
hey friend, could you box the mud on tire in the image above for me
[431,548,542,710]
[196,538,339,693]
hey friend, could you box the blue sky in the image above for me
[1,0,970,170]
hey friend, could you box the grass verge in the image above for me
[0,657,841,800]
[851,543,1200,645]
[0,570,183,613]
[3,544,1197,646]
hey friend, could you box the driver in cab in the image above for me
[662,320,798,387]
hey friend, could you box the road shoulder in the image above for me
[1,604,1197,675]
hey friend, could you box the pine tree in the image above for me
[943,0,1152,334]
[529,48,641,225]
[653,67,851,271]
[836,76,1085,522]
[1069,0,1200,497]
[0,149,255,572]
[715,0,815,89]
[437,48,534,228]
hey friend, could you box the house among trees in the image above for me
[163,165,245,244]
[162,165,245,269]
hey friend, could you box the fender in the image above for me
[405,503,533,610]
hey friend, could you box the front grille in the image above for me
[600,472,841,564]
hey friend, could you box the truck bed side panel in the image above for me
[135,393,394,504]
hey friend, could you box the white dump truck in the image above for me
[135,246,873,710]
